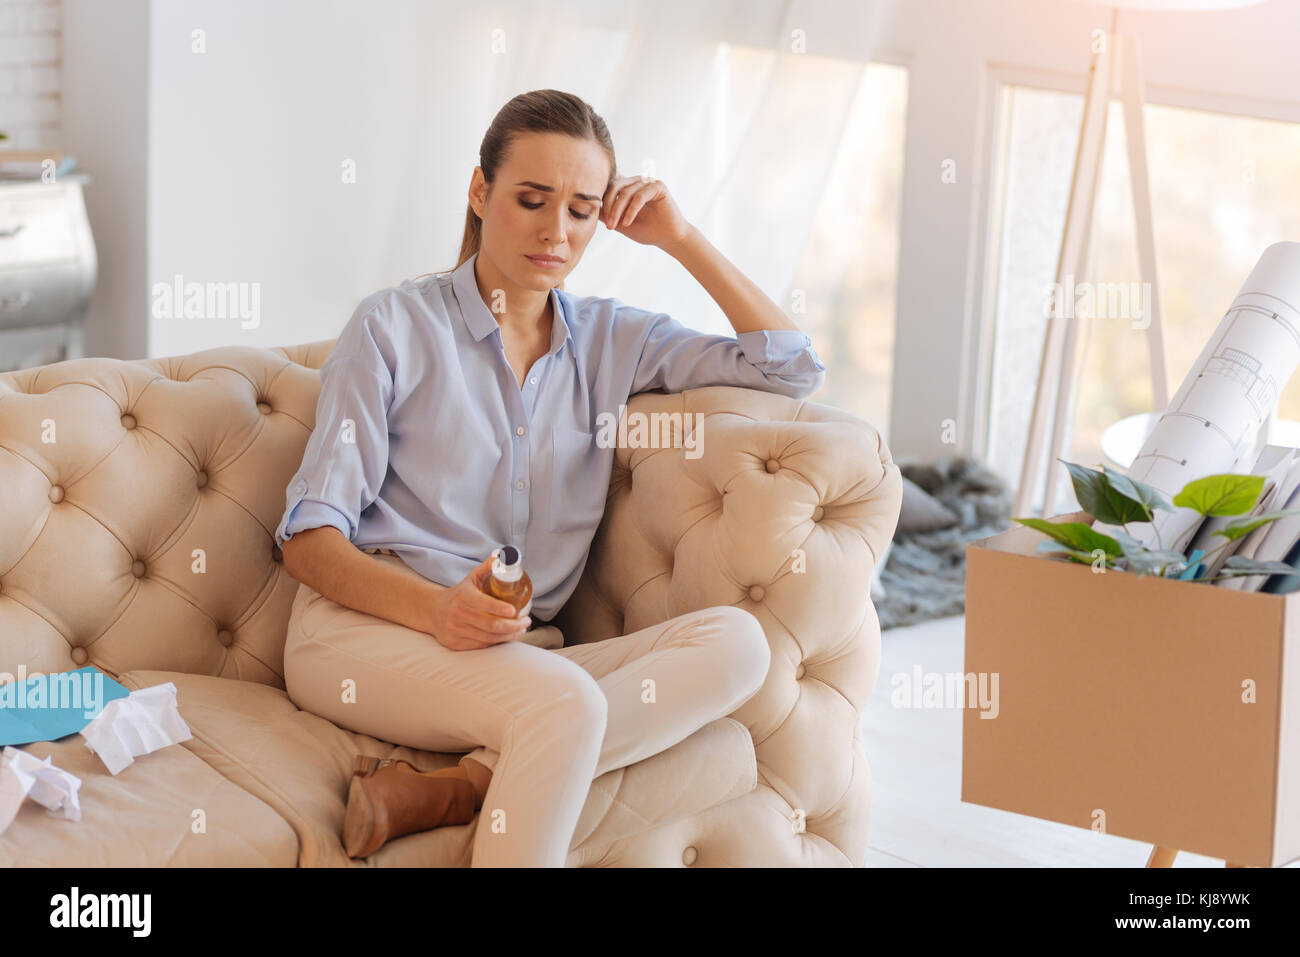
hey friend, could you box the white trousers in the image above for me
[282,551,770,866]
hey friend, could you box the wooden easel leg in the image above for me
[1146,845,1178,867]
[1013,12,1117,516]
[1118,26,1168,413]
[1040,30,1121,510]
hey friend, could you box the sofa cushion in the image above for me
[118,669,759,866]
[897,475,960,534]
[0,734,298,866]
[568,715,757,852]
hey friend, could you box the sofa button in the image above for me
[256,401,272,414]
[217,628,234,647]
[196,470,208,488]
[131,559,146,578]
[121,413,136,430]
[682,846,697,866]
[748,585,765,602]
[812,505,824,521]
[48,485,64,503]
[795,662,806,679]
[70,646,88,665]
[765,458,780,473]
[271,544,283,563]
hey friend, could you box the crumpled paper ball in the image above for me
[80,683,192,776]
[0,746,83,836]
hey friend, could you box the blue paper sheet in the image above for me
[0,666,131,747]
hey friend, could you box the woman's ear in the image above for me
[468,166,487,218]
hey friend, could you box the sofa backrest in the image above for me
[1,339,903,723]
[0,340,336,687]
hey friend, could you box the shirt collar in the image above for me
[452,250,572,357]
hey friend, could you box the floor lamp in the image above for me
[1014,0,1267,519]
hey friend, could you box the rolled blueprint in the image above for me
[1096,242,1300,553]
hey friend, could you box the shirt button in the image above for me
[529,377,537,384]
[516,426,526,436]
[294,480,307,494]
[515,479,525,490]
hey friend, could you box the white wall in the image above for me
[61,0,149,361]
[0,0,60,148]
[147,0,497,357]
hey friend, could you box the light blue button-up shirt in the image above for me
[273,250,826,621]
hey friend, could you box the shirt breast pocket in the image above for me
[547,425,605,534]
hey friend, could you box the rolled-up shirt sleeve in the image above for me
[628,307,827,399]
[274,300,395,548]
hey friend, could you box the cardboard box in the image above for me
[963,511,1300,866]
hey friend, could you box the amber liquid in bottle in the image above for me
[480,544,533,620]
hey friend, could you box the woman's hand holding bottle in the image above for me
[426,555,531,651]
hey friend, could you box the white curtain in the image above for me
[145,0,898,354]
[427,0,898,334]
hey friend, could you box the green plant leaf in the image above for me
[1172,473,1265,516]
[1060,460,1154,525]
[1035,541,1106,565]
[1015,517,1122,556]
[1103,468,1175,516]
[1110,528,1188,577]
[1213,507,1300,542]
[1218,556,1300,576]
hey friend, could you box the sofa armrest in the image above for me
[552,384,902,863]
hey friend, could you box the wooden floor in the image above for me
[860,615,1296,868]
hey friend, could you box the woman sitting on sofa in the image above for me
[274,88,826,867]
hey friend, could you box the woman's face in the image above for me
[470,131,612,295]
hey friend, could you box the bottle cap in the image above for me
[491,544,523,582]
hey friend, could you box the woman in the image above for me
[276,89,826,867]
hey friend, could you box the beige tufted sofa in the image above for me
[0,338,901,867]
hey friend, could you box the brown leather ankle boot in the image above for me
[344,755,477,859]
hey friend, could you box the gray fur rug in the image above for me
[876,458,1012,630]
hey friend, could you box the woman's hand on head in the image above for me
[600,174,692,251]
[425,555,531,651]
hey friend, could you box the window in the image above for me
[715,46,906,433]
[986,84,1300,512]
[789,61,906,433]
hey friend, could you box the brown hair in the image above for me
[431,89,616,292]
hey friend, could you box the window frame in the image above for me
[878,0,1300,466]
[973,62,1300,466]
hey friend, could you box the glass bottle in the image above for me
[480,544,533,619]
